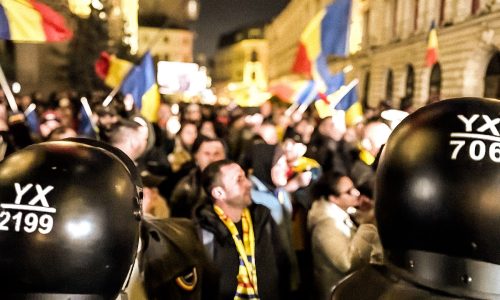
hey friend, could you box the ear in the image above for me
[211,186,225,201]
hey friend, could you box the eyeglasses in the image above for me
[340,186,360,197]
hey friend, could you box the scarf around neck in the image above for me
[213,205,259,299]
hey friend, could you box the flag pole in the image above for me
[284,103,299,117]
[0,63,19,113]
[288,64,354,117]
[81,96,99,134]
[24,103,36,116]
[326,78,359,109]
[102,70,130,107]
[296,93,317,115]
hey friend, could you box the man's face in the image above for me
[180,123,198,148]
[157,104,171,128]
[271,155,288,187]
[319,117,345,141]
[219,163,252,209]
[185,104,201,122]
[333,176,361,210]
[195,141,226,171]
[361,122,392,156]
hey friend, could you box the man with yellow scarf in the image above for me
[194,159,291,299]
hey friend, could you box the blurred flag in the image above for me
[24,103,39,134]
[121,52,161,122]
[0,0,73,42]
[314,98,331,119]
[292,0,352,93]
[425,20,439,67]
[77,98,97,138]
[269,80,320,105]
[95,51,133,88]
[295,80,317,106]
[314,77,363,125]
[341,88,363,126]
[77,106,94,137]
[268,82,296,103]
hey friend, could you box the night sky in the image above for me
[193,0,290,59]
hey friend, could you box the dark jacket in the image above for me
[306,132,354,175]
[195,203,291,300]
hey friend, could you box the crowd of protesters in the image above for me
[0,87,403,300]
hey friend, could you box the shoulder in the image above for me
[248,204,274,231]
[193,204,230,241]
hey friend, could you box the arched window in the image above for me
[250,50,258,62]
[362,71,371,109]
[471,0,480,15]
[428,63,442,104]
[414,0,419,31]
[439,0,446,25]
[363,10,370,47]
[401,65,415,110]
[392,0,398,37]
[484,52,500,99]
[385,69,394,105]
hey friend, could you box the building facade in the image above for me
[266,0,500,110]
[212,26,269,105]
[138,27,194,62]
[212,27,268,84]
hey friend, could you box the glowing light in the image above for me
[186,0,199,20]
[66,220,93,239]
[11,82,21,94]
[411,177,437,202]
[167,116,181,135]
[68,0,91,18]
[91,0,104,10]
[171,103,179,115]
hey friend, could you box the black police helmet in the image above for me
[0,139,142,299]
[375,97,500,299]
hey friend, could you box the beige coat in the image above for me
[307,199,383,300]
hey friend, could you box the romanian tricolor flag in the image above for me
[121,52,161,123]
[292,0,352,93]
[314,76,363,125]
[425,20,439,67]
[95,51,134,88]
[295,80,318,106]
[0,0,72,42]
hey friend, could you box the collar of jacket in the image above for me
[195,203,272,244]
[311,199,356,233]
